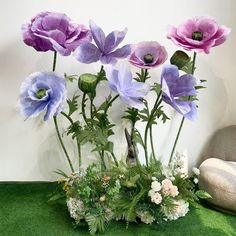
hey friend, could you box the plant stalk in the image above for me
[51,52,75,172]
[53,116,74,172]
[169,51,197,164]
[144,95,162,166]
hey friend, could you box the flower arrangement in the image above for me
[19,12,230,234]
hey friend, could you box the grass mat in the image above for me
[0,182,235,236]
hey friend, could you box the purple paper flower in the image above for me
[167,16,231,54]
[74,20,131,64]
[22,11,92,56]
[19,72,66,121]
[105,65,150,109]
[161,65,197,121]
[129,41,168,69]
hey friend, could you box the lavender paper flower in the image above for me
[161,65,197,121]
[167,16,230,54]
[129,41,168,69]
[19,72,66,121]
[22,11,92,56]
[105,65,150,109]
[74,20,131,64]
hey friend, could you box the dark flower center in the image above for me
[143,54,154,64]
[192,31,203,41]
[36,88,47,99]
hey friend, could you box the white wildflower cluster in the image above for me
[162,152,187,180]
[67,198,85,222]
[137,211,155,224]
[161,199,189,221]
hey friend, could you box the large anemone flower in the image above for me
[129,41,167,69]
[19,72,66,121]
[105,65,150,110]
[167,16,230,54]
[22,11,91,56]
[74,20,131,64]
[161,65,197,121]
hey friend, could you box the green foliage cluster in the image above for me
[53,160,210,235]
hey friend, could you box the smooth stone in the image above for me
[199,158,236,213]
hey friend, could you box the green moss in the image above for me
[0,183,235,236]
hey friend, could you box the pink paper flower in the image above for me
[129,41,167,69]
[167,16,230,53]
[161,179,179,197]
[151,192,162,205]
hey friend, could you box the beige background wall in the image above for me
[0,0,235,180]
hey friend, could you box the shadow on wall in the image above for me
[0,39,52,82]
[197,125,236,167]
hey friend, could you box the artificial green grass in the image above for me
[0,183,235,236]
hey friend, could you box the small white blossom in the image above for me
[193,178,199,184]
[192,167,200,176]
[137,211,155,224]
[151,192,162,205]
[148,189,156,197]
[99,195,106,202]
[67,198,85,221]
[151,180,162,192]
[161,200,189,221]
[152,177,157,181]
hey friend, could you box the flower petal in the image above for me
[108,44,131,58]
[173,74,197,97]
[104,66,119,92]
[104,28,128,53]
[89,20,105,51]
[74,43,101,64]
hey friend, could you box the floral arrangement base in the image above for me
[54,156,209,235]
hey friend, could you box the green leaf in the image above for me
[180,60,194,74]
[123,108,140,123]
[151,83,161,95]
[133,129,145,148]
[195,190,212,199]
[86,212,106,235]
[195,85,206,90]
[67,94,79,116]
[122,174,140,188]
[64,73,79,82]
[170,50,191,69]
[54,169,69,178]
[126,187,146,222]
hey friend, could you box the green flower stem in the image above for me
[52,51,57,72]
[90,97,93,118]
[144,95,162,166]
[100,150,106,171]
[82,92,106,169]
[104,94,119,114]
[53,116,75,172]
[169,51,197,164]
[51,52,75,172]
[111,152,119,167]
[149,126,156,161]
[81,93,88,125]
[61,111,82,168]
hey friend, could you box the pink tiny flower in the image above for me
[129,41,167,69]
[167,16,230,54]
[151,192,162,205]
[162,179,179,197]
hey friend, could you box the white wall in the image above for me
[0,0,235,181]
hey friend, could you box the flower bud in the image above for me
[170,50,190,69]
[78,73,97,93]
